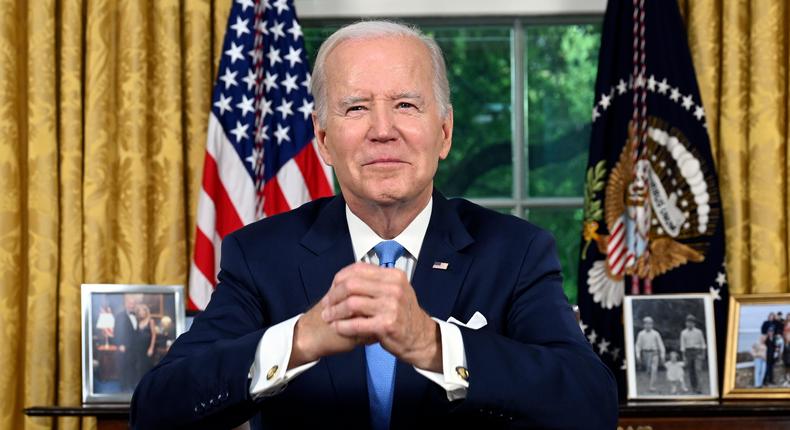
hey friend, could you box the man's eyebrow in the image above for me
[389,91,423,101]
[338,96,371,107]
[337,92,423,107]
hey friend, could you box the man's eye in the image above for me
[346,106,365,113]
[397,102,416,109]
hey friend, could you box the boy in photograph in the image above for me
[635,316,665,392]
[664,350,687,394]
[680,314,706,393]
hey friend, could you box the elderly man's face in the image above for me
[314,36,452,208]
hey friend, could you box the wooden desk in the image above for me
[26,401,790,429]
[619,401,790,430]
[25,405,128,430]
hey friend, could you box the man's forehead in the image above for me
[326,35,431,72]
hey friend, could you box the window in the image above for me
[304,19,602,303]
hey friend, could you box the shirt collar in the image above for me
[345,197,433,261]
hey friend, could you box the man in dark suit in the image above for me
[131,21,617,429]
[114,294,140,391]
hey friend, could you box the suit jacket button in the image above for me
[267,365,279,380]
[455,366,469,381]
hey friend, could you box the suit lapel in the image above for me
[391,191,474,426]
[298,196,370,426]
[411,191,474,321]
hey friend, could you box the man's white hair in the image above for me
[310,20,452,127]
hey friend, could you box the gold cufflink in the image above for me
[455,366,469,381]
[266,365,279,380]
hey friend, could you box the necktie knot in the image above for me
[373,240,405,268]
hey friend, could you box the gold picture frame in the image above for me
[723,294,790,399]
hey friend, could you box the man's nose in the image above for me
[367,106,397,142]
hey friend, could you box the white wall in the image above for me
[294,0,606,18]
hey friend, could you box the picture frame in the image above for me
[81,284,186,403]
[723,294,790,399]
[624,293,718,400]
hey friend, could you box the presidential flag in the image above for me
[189,0,333,310]
[577,0,728,396]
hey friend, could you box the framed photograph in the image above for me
[81,284,186,403]
[723,294,790,399]
[624,293,718,400]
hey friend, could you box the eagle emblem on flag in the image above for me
[583,117,720,310]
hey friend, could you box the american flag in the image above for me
[189,0,333,310]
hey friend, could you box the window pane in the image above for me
[427,26,512,198]
[526,207,584,304]
[524,24,601,197]
[304,24,513,199]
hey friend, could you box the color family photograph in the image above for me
[81,284,185,403]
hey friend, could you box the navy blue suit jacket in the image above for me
[131,191,617,429]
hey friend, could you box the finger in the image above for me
[324,278,372,307]
[322,295,379,322]
[332,316,380,338]
[325,275,388,306]
[331,262,391,289]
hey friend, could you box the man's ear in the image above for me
[439,109,453,160]
[312,112,333,166]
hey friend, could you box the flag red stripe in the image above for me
[293,141,333,199]
[608,233,624,255]
[202,153,245,237]
[193,228,217,286]
[263,178,291,216]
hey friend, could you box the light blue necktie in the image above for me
[366,240,405,430]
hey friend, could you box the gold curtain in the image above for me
[0,0,232,429]
[680,0,790,295]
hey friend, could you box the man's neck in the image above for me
[344,188,432,239]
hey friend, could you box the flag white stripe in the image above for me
[189,264,215,310]
[276,158,310,209]
[206,114,257,225]
[196,188,217,239]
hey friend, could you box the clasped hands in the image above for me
[289,262,442,372]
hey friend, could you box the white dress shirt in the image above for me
[249,198,469,401]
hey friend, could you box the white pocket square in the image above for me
[447,311,487,330]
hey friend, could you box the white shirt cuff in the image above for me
[249,314,319,399]
[413,318,469,401]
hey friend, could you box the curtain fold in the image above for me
[682,0,790,295]
[0,1,232,428]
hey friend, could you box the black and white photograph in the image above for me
[724,294,790,399]
[81,284,186,403]
[624,294,718,400]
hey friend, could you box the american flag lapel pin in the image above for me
[432,261,449,270]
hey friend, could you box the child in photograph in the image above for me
[680,314,706,393]
[635,316,666,392]
[664,350,687,394]
[751,335,768,388]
